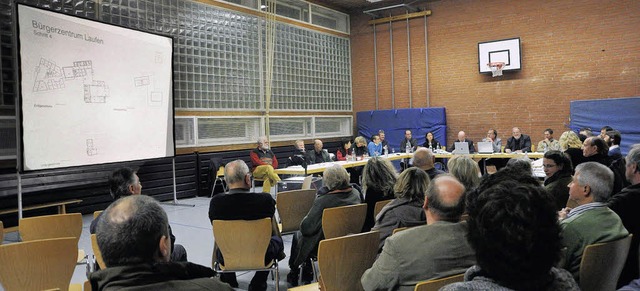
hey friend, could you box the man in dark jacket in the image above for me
[608,144,640,287]
[306,139,332,164]
[505,127,532,153]
[90,195,232,291]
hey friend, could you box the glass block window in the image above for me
[195,117,262,146]
[315,116,352,138]
[268,117,312,140]
[311,4,349,33]
[225,0,258,9]
[175,117,195,147]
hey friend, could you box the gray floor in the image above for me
[2,194,296,291]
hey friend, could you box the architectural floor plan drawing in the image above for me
[134,75,163,106]
[33,58,110,103]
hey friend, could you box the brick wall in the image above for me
[350,0,639,146]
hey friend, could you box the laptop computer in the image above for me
[477,142,494,154]
[454,142,470,155]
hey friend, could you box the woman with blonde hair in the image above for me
[558,131,584,169]
[372,167,429,250]
[361,157,398,231]
[447,156,481,192]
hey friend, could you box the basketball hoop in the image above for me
[488,62,506,77]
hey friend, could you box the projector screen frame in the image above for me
[15,3,177,173]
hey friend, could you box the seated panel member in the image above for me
[362,175,475,291]
[90,195,232,290]
[505,127,532,153]
[307,139,331,164]
[250,136,281,193]
[368,134,383,157]
[335,139,352,161]
[422,131,442,151]
[400,130,418,153]
[448,131,476,153]
[353,136,369,157]
[482,129,502,153]
[537,128,561,152]
[209,160,284,290]
[378,129,389,151]
[287,139,310,167]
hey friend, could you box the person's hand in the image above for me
[558,207,572,221]
[505,149,512,153]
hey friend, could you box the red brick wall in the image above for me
[350,0,640,146]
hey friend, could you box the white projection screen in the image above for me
[17,4,175,171]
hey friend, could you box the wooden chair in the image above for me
[373,199,393,218]
[579,234,632,291]
[19,213,85,263]
[210,165,227,197]
[0,237,77,291]
[392,226,410,235]
[290,231,379,291]
[322,203,367,239]
[0,220,3,244]
[212,218,280,291]
[276,189,316,234]
[414,273,465,291]
[91,234,106,270]
[93,210,103,219]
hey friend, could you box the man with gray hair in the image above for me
[608,144,640,287]
[361,175,475,291]
[90,195,232,290]
[306,139,331,164]
[559,162,628,282]
[413,147,445,180]
[249,136,281,193]
[208,160,283,290]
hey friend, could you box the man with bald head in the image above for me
[448,131,476,153]
[413,148,445,180]
[361,175,476,291]
[505,127,532,153]
[307,139,331,164]
[90,195,232,290]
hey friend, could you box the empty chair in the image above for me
[276,189,316,234]
[290,231,379,291]
[322,203,367,239]
[579,234,632,291]
[19,213,85,263]
[414,273,465,291]
[0,237,77,291]
[210,165,227,197]
[212,218,280,290]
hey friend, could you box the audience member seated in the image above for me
[447,156,481,193]
[504,158,533,176]
[372,167,429,250]
[607,144,640,287]
[559,131,585,169]
[578,127,593,142]
[537,128,561,152]
[361,157,398,232]
[368,134,383,157]
[90,195,232,290]
[379,129,389,151]
[582,136,612,166]
[441,178,579,290]
[361,175,475,291]
[482,129,502,153]
[413,148,445,180]
[208,160,284,290]
[448,131,476,153]
[335,139,352,161]
[543,151,574,210]
[422,131,442,151]
[249,136,281,193]
[600,125,613,140]
[287,165,363,286]
[307,139,332,164]
[504,127,532,153]
[287,139,310,167]
[558,162,628,282]
[607,130,623,160]
[90,167,187,262]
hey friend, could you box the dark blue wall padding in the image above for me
[356,108,447,152]
[570,97,640,155]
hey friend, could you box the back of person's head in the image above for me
[412,148,434,169]
[97,195,169,267]
[394,167,430,201]
[467,179,561,290]
[468,167,541,214]
[588,137,609,156]
[109,167,137,200]
[505,158,532,175]
[362,157,397,194]
[579,127,593,137]
[447,156,480,191]
[323,164,350,190]
[607,130,621,146]
[559,131,582,150]
[543,150,573,175]
[574,162,614,202]
[425,175,466,222]
[627,144,640,172]
[224,159,250,185]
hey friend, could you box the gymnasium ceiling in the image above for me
[314,0,432,14]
